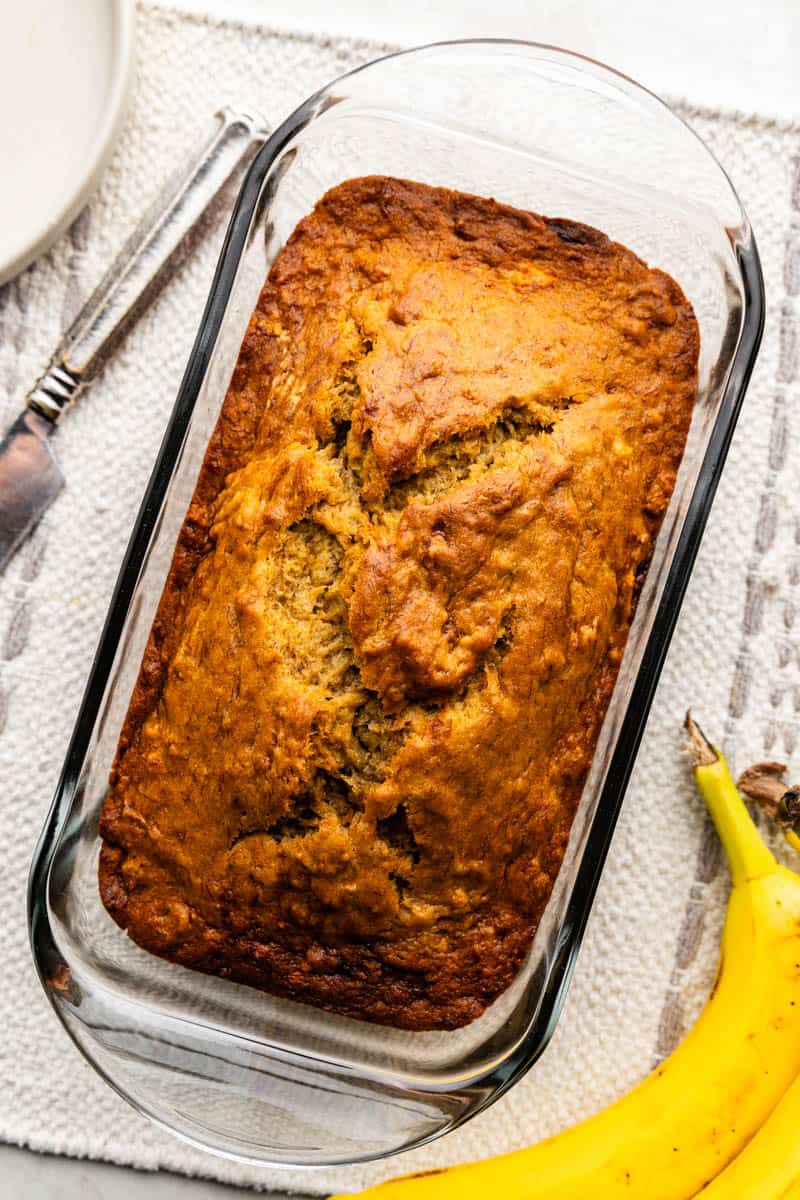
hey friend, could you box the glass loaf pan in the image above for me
[28,41,764,1168]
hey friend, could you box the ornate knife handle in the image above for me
[28,107,268,424]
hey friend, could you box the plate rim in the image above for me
[0,0,136,287]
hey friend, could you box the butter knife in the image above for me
[0,106,268,573]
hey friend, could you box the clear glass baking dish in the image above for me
[28,41,763,1168]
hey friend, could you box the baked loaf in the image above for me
[99,176,699,1030]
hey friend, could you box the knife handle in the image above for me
[27,106,268,424]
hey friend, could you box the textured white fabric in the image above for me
[0,3,798,1194]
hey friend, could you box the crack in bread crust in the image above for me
[379,403,573,514]
[99,176,699,1030]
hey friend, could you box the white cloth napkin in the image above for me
[1,2,798,1193]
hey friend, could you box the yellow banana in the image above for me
[693,1068,800,1198]
[334,716,800,1200]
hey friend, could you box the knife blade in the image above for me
[0,105,268,574]
[0,409,63,568]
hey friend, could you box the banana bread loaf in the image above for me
[99,176,699,1030]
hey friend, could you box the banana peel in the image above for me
[333,715,800,1200]
[693,1068,800,1198]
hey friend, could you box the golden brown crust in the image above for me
[99,176,699,1029]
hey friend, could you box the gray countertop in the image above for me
[0,1144,315,1199]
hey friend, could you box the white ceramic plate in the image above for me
[0,0,135,285]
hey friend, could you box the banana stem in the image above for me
[686,713,777,886]
[737,761,800,854]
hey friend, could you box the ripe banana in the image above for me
[334,715,800,1199]
[694,1068,800,1198]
